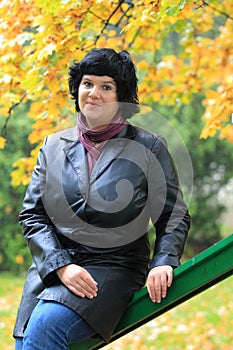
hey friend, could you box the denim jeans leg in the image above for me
[16,300,96,350]
[15,337,23,350]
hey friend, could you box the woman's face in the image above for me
[78,75,119,130]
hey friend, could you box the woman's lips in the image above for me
[86,102,100,107]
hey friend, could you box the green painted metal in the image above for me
[70,234,233,350]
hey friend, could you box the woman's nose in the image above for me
[89,86,100,98]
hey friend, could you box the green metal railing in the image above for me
[70,234,233,350]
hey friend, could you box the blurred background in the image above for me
[0,1,232,349]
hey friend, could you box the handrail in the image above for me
[70,234,233,350]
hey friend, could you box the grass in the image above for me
[0,272,232,350]
[0,272,25,350]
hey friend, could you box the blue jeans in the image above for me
[15,300,96,350]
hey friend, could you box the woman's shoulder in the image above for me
[39,127,78,157]
[40,127,77,149]
[46,127,77,143]
[129,123,166,150]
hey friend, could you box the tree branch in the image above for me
[1,93,27,138]
[202,0,233,20]
[84,0,133,50]
[93,0,126,45]
[128,28,141,48]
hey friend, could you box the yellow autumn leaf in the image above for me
[0,106,9,116]
[137,60,149,71]
[45,78,61,93]
[37,43,57,60]
[0,0,233,186]
[21,75,40,91]
[33,14,53,26]
[0,136,6,149]
[15,255,24,265]
[220,125,233,142]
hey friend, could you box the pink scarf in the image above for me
[77,112,126,174]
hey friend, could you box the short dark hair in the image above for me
[68,48,140,119]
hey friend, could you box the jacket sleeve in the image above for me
[19,139,73,286]
[148,136,191,269]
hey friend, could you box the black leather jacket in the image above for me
[13,123,190,338]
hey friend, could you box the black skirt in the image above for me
[38,264,146,342]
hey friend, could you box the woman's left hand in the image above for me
[147,265,173,303]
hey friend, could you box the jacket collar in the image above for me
[60,126,79,142]
[112,122,136,140]
[59,122,136,143]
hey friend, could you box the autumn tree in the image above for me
[1,0,233,270]
[0,0,233,185]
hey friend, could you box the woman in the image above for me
[13,48,191,349]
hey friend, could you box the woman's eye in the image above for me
[103,85,111,90]
[83,81,92,87]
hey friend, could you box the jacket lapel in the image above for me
[89,124,136,184]
[61,127,90,198]
[89,139,126,184]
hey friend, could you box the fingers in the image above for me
[70,268,98,299]
[147,265,173,303]
[56,264,98,299]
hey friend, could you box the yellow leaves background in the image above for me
[1,0,233,185]
[0,136,6,149]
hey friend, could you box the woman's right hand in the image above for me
[56,264,98,299]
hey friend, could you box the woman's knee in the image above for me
[23,300,95,348]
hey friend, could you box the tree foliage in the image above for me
[0,0,233,185]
